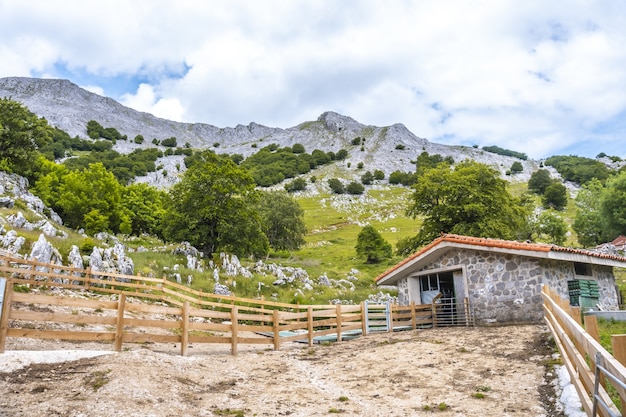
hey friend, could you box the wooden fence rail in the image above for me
[0,254,464,355]
[542,285,626,417]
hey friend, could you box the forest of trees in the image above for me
[2,97,626,262]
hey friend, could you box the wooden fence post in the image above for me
[231,306,238,356]
[307,306,314,347]
[571,306,582,326]
[584,315,600,342]
[336,304,343,343]
[0,278,13,353]
[361,301,367,336]
[431,303,438,328]
[411,301,416,330]
[85,267,91,291]
[114,294,126,352]
[611,335,626,412]
[273,309,280,351]
[181,301,190,356]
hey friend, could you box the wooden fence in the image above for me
[0,254,450,356]
[542,285,626,417]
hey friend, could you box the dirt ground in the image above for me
[0,324,564,417]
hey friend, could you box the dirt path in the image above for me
[0,324,563,417]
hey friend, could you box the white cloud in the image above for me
[121,84,184,122]
[1,0,626,158]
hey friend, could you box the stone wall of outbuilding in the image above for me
[395,248,619,325]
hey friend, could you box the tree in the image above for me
[356,225,392,263]
[510,161,523,174]
[284,177,307,192]
[0,98,52,176]
[55,162,126,234]
[346,181,364,195]
[361,171,374,185]
[599,170,626,241]
[406,160,529,248]
[162,151,268,257]
[374,170,385,180]
[542,182,568,210]
[121,183,167,237]
[257,191,307,252]
[528,169,553,194]
[328,178,345,194]
[573,179,605,247]
[292,143,305,154]
[536,209,567,245]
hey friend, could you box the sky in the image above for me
[1,0,626,160]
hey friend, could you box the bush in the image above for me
[346,181,364,195]
[328,178,345,194]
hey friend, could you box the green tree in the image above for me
[285,177,307,192]
[162,151,268,257]
[328,178,345,194]
[406,160,529,248]
[121,183,166,237]
[510,161,523,174]
[528,169,553,194]
[536,209,568,245]
[56,162,126,234]
[599,171,626,241]
[356,225,392,263]
[257,191,307,251]
[542,182,568,210]
[361,171,374,185]
[86,120,104,139]
[573,179,605,247]
[373,169,385,180]
[346,181,364,195]
[0,98,52,176]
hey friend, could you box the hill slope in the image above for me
[0,76,540,184]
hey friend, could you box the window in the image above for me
[574,262,592,276]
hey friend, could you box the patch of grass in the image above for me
[475,385,491,392]
[328,408,344,414]
[338,396,349,402]
[212,409,245,417]
[85,369,112,391]
[471,392,486,399]
[438,402,449,411]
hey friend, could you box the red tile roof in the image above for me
[375,234,626,283]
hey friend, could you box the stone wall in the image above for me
[395,248,619,325]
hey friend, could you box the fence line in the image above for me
[542,285,626,417]
[0,254,471,355]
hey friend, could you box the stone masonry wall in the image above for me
[395,249,619,325]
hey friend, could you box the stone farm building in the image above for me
[375,234,626,325]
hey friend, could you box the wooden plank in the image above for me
[122,333,179,343]
[6,328,115,341]
[123,318,182,329]
[9,310,117,325]
[611,334,626,413]
[12,293,118,309]
[124,302,182,315]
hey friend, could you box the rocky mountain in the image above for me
[0,76,541,186]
